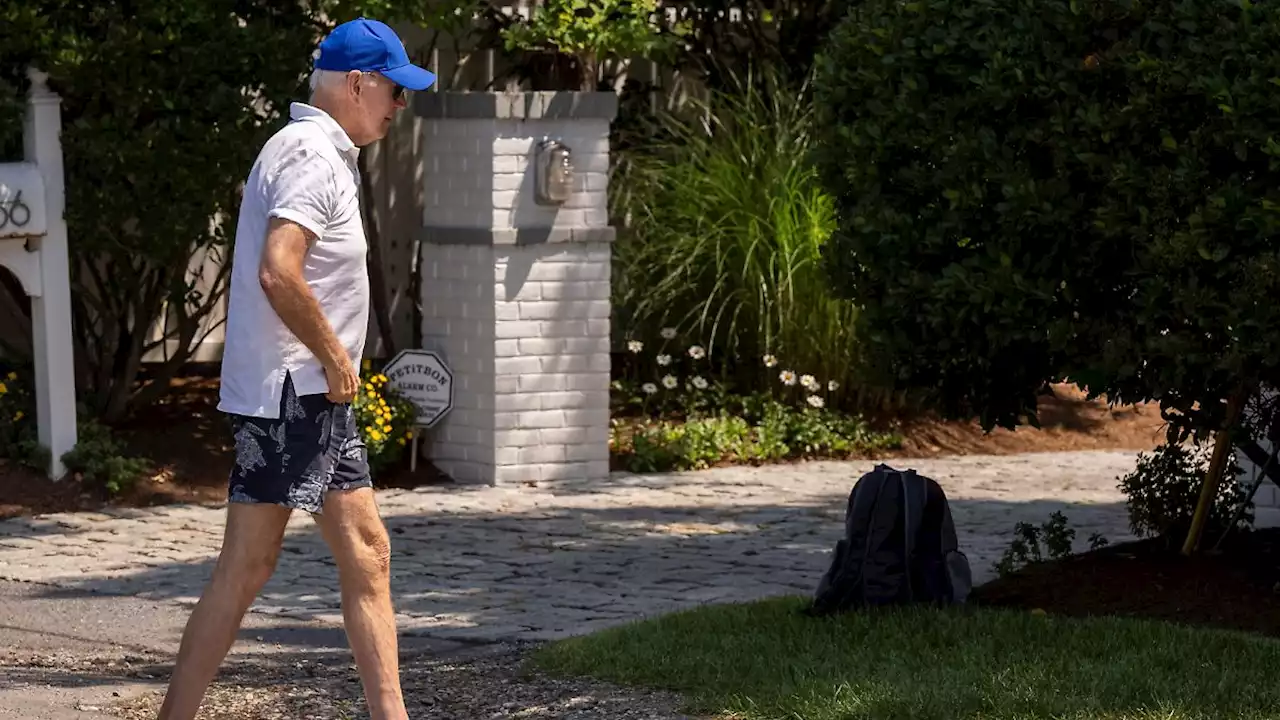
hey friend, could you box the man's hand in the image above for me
[324,356,360,404]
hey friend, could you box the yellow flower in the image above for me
[405,431,414,439]
[5,372,14,381]
[381,424,392,433]
[364,382,374,391]
[370,430,383,442]
[0,383,7,394]
[365,425,374,434]
[13,411,22,421]
[398,437,407,445]
[375,374,388,383]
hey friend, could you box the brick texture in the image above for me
[418,112,613,485]
[422,118,610,232]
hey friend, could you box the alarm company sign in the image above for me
[382,350,454,428]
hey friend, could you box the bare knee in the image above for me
[353,524,392,580]
[335,520,392,595]
[212,545,281,603]
[319,489,394,593]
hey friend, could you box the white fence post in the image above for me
[0,68,78,479]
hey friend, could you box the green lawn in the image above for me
[529,596,1280,719]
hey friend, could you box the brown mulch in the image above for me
[0,376,455,520]
[885,383,1166,458]
[0,380,1164,519]
[972,527,1280,639]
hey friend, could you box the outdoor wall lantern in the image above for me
[534,138,574,205]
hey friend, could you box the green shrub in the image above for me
[1,0,324,423]
[994,511,1109,577]
[61,417,149,497]
[616,400,900,473]
[812,0,1280,437]
[0,364,49,471]
[1119,443,1250,546]
[354,363,420,479]
[501,0,676,91]
[612,66,867,405]
[627,415,755,473]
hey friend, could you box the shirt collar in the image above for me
[289,102,359,162]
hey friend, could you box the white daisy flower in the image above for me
[662,374,678,389]
[656,354,672,366]
[641,382,658,395]
[828,380,839,392]
[800,374,819,391]
[807,395,825,408]
[627,340,643,353]
[763,354,778,367]
[779,370,797,386]
[691,376,708,390]
[660,327,677,339]
[688,345,706,360]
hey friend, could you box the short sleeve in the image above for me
[265,147,336,240]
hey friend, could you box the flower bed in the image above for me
[610,328,902,472]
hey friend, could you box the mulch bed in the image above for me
[972,527,1280,639]
[0,379,1165,519]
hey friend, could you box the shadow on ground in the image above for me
[12,490,1137,645]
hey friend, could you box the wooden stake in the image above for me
[1181,387,1250,556]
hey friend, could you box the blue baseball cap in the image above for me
[316,17,437,91]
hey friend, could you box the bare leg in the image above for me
[156,503,292,720]
[314,487,406,720]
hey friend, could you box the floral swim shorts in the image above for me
[226,372,372,514]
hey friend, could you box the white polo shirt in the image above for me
[218,103,370,419]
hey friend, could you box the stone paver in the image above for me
[0,450,1250,644]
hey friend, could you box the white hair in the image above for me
[308,68,349,101]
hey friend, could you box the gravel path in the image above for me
[3,450,1225,718]
[0,451,1151,645]
[1,645,690,719]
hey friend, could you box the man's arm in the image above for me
[258,217,358,402]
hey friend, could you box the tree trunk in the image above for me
[1181,386,1252,556]
[358,150,397,360]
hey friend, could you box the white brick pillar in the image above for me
[414,92,615,485]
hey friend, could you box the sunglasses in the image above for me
[361,71,405,101]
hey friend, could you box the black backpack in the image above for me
[807,464,972,615]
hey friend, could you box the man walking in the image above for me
[157,18,435,720]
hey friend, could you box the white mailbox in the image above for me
[0,163,47,239]
[0,68,78,480]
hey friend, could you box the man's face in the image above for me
[351,71,407,145]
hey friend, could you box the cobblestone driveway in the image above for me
[0,451,1167,643]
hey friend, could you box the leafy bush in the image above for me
[612,68,868,405]
[615,400,900,473]
[355,364,419,478]
[611,327,899,472]
[995,512,1108,577]
[0,364,46,471]
[61,417,149,497]
[0,0,324,423]
[1119,443,1250,546]
[501,0,676,91]
[812,0,1280,438]
[626,414,755,473]
[618,406,897,474]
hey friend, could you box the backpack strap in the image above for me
[900,469,929,599]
